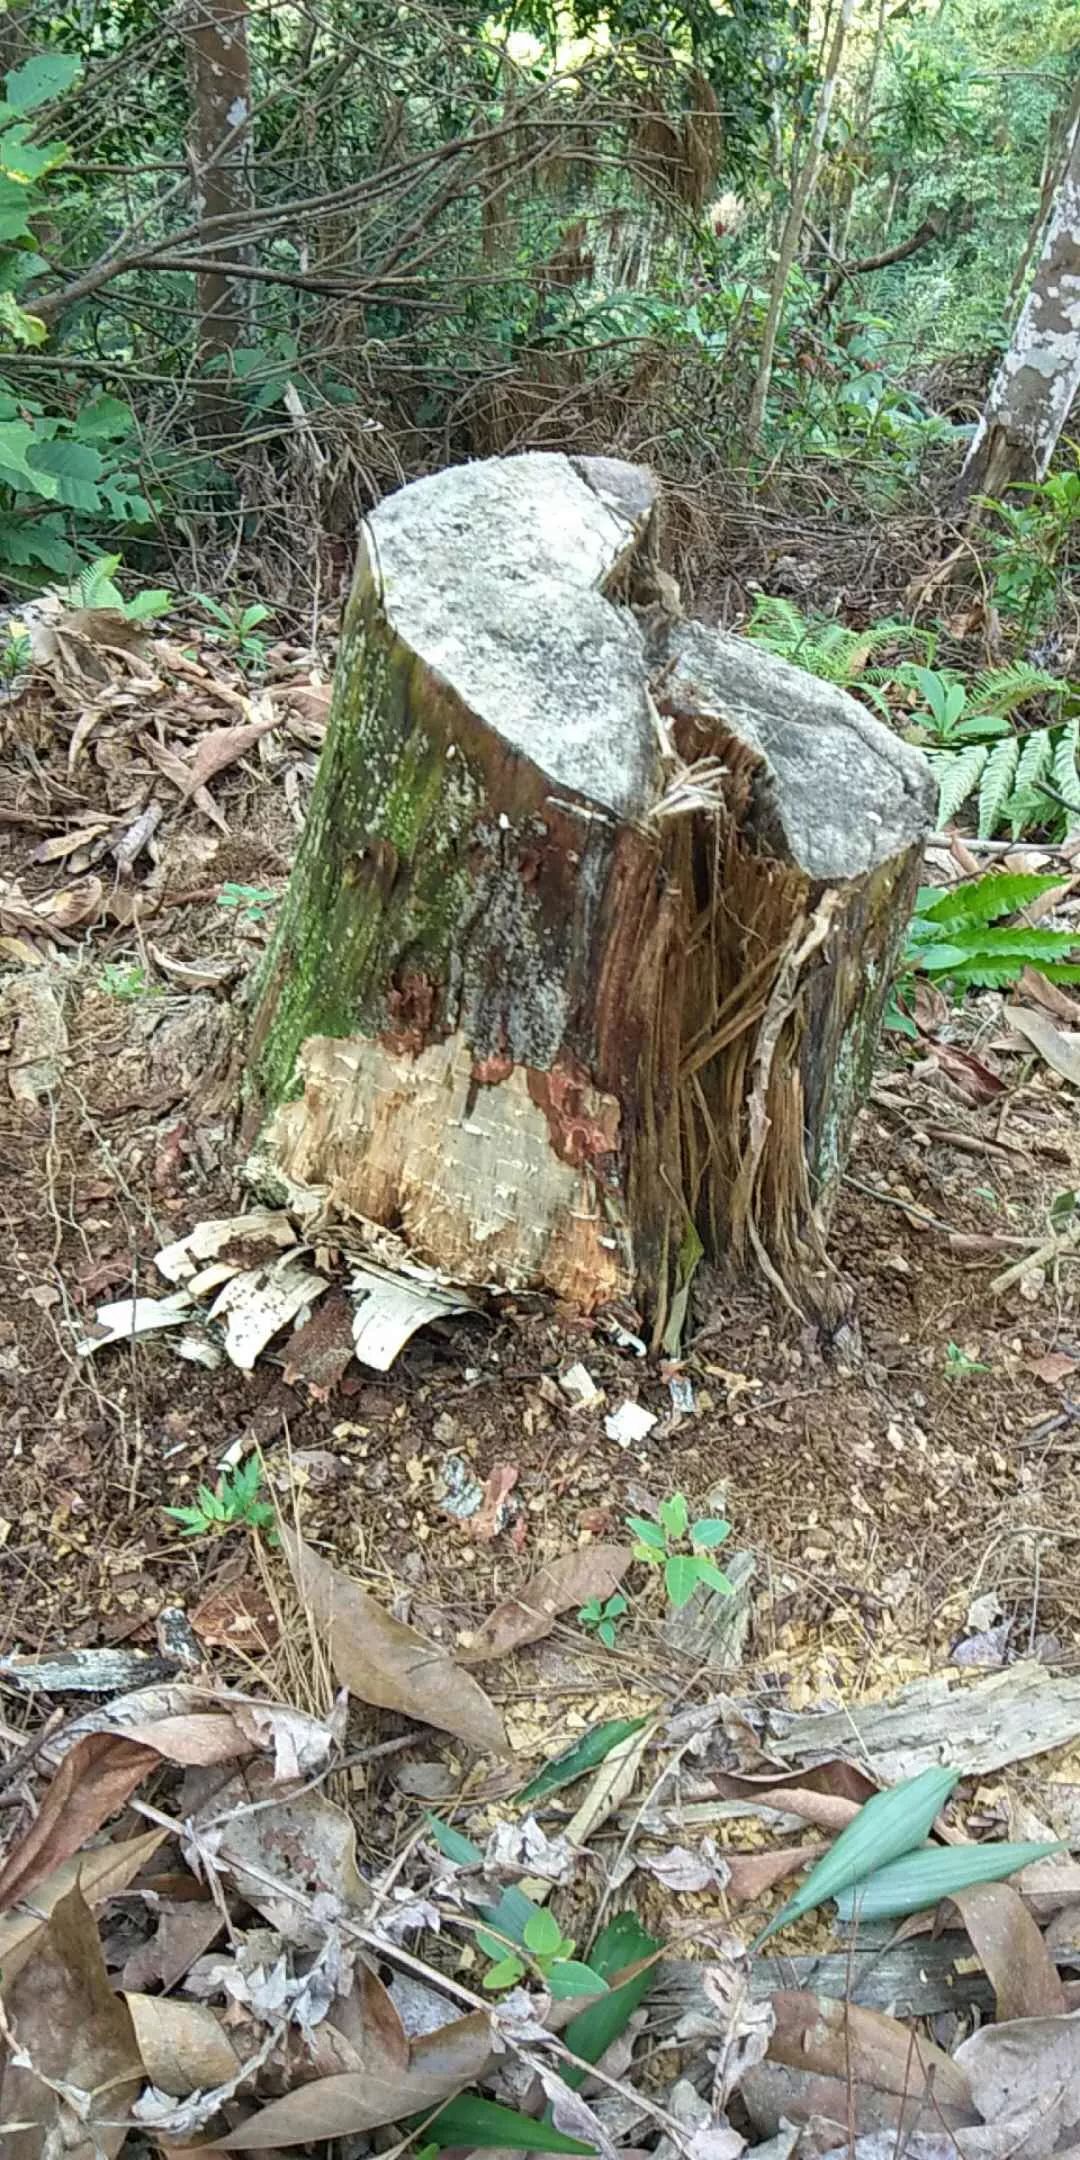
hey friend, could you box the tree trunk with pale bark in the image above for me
[958,97,1080,501]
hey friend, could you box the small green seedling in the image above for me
[627,1493,733,1610]
[99,960,159,1001]
[578,1592,627,1650]
[945,1342,988,1380]
[479,1905,608,1999]
[165,1457,276,1542]
[196,593,273,668]
[217,881,277,923]
[0,628,32,681]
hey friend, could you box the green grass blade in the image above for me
[555,1915,660,2093]
[750,1764,959,1949]
[834,1838,1064,1922]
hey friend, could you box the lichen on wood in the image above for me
[246,452,933,1331]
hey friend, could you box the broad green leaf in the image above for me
[0,417,56,494]
[422,2095,594,2153]
[5,52,81,113]
[664,1554,700,1608]
[516,1716,649,1806]
[425,1816,536,1946]
[751,1764,960,1949]
[834,1838,1063,1923]
[0,514,74,572]
[26,436,104,511]
[0,290,43,346]
[626,1516,665,1550]
[524,1907,563,1959]
[693,1558,735,1595]
[691,1518,730,1548]
[547,1960,609,2000]
[74,394,135,440]
[659,1493,689,1541]
[483,1955,525,1990]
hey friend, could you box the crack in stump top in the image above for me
[664,620,935,879]
[367,453,660,822]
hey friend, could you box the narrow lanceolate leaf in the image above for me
[517,1717,649,1806]
[833,1839,1064,1924]
[750,1764,960,1950]
[422,2094,595,2152]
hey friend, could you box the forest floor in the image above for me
[3,552,1080,2151]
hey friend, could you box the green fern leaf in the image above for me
[930,743,989,827]
[918,873,1064,930]
[969,663,1063,719]
[1052,718,1080,828]
[1007,729,1055,837]
[977,736,1020,837]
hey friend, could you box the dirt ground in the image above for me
[2,599,1079,1751]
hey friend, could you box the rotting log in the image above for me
[245,452,933,1337]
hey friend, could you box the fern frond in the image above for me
[969,662,1063,719]
[1008,728,1055,837]
[918,872,1064,929]
[1052,717,1080,827]
[922,928,1080,970]
[930,743,989,827]
[977,735,1020,837]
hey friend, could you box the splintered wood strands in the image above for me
[245,453,932,1334]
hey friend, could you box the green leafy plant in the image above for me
[64,554,171,621]
[99,960,159,1001]
[217,882,277,922]
[744,594,932,689]
[479,1905,608,2000]
[978,459,1080,633]
[165,1458,276,1542]
[903,872,1080,994]
[515,1716,649,1806]
[944,1341,988,1379]
[196,594,273,668]
[577,1592,627,1650]
[752,1764,959,1948]
[626,1494,733,1610]
[0,624,30,679]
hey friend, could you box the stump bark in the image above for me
[246,453,933,1335]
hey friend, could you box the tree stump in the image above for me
[246,453,933,1335]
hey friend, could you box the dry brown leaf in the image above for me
[184,713,278,796]
[202,1766,367,1947]
[768,1991,972,2112]
[1026,1351,1080,1386]
[0,1882,143,2160]
[943,1881,1066,2023]
[0,1731,157,1911]
[1016,967,1080,1025]
[36,874,104,928]
[221,2005,495,2147]
[741,2059,966,2145]
[142,733,227,831]
[726,1843,826,1904]
[279,1525,507,1755]
[464,1544,632,1660]
[0,1826,165,1984]
[121,1896,225,1992]
[1006,1004,1080,1088]
[126,1993,243,2096]
[735,1786,860,1835]
[955,2010,1080,2160]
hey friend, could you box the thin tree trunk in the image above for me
[958,98,1080,502]
[744,0,856,455]
[1008,75,1080,306]
[185,0,253,410]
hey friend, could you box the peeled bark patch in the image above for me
[247,452,932,1329]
